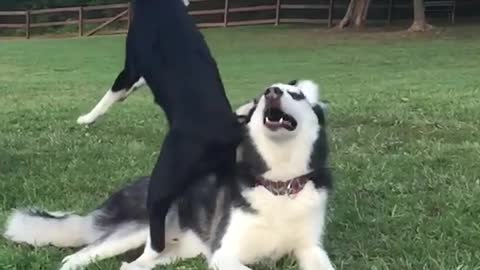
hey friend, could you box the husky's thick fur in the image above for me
[4,80,334,270]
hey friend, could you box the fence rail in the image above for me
[30,7,79,15]
[0,11,27,15]
[0,0,421,39]
[82,3,129,11]
[0,3,132,38]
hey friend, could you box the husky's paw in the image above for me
[59,255,85,270]
[76,114,97,125]
[120,262,151,270]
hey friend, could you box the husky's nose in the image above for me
[264,87,283,101]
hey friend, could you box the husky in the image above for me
[4,80,334,270]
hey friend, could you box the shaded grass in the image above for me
[1,25,480,269]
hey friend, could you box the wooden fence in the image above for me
[0,0,402,39]
[0,3,131,38]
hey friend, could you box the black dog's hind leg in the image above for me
[77,69,145,125]
[122,130,236,269]
[148,131,209,251]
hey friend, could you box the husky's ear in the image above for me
[235,100,256,116]
[235,99,257,125]
[295,80,319,105]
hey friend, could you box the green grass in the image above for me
[1,25,480,270]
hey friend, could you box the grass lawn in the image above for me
[1,25,480,270]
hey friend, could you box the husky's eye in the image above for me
[287,91,305,101]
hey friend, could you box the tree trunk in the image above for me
[408,0,433,31]
[337,0,371,29]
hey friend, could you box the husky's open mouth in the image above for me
[263,107,297,131]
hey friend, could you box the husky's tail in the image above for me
[3,208,104,247]
[4,177,150,249]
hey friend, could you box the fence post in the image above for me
[223,0,229,27]
[328,0,334,27]
[78,6,84,36]
[127,2,132,29]
[25,10,30,39]
[451,0,455,24]
[387,0,393,25]
[275,0,280,26]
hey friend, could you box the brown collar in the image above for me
[255,172,313,197]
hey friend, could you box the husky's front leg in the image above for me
[295,246,335,270]
[59,225,148,270]
[120,235,176,270]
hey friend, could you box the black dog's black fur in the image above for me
[115,0,242,253]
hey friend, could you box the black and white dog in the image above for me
[76,0,189,125]
[4,80,334,270]
[101,0,244,260]
[76,76,147,125]
[76,0,191,126]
